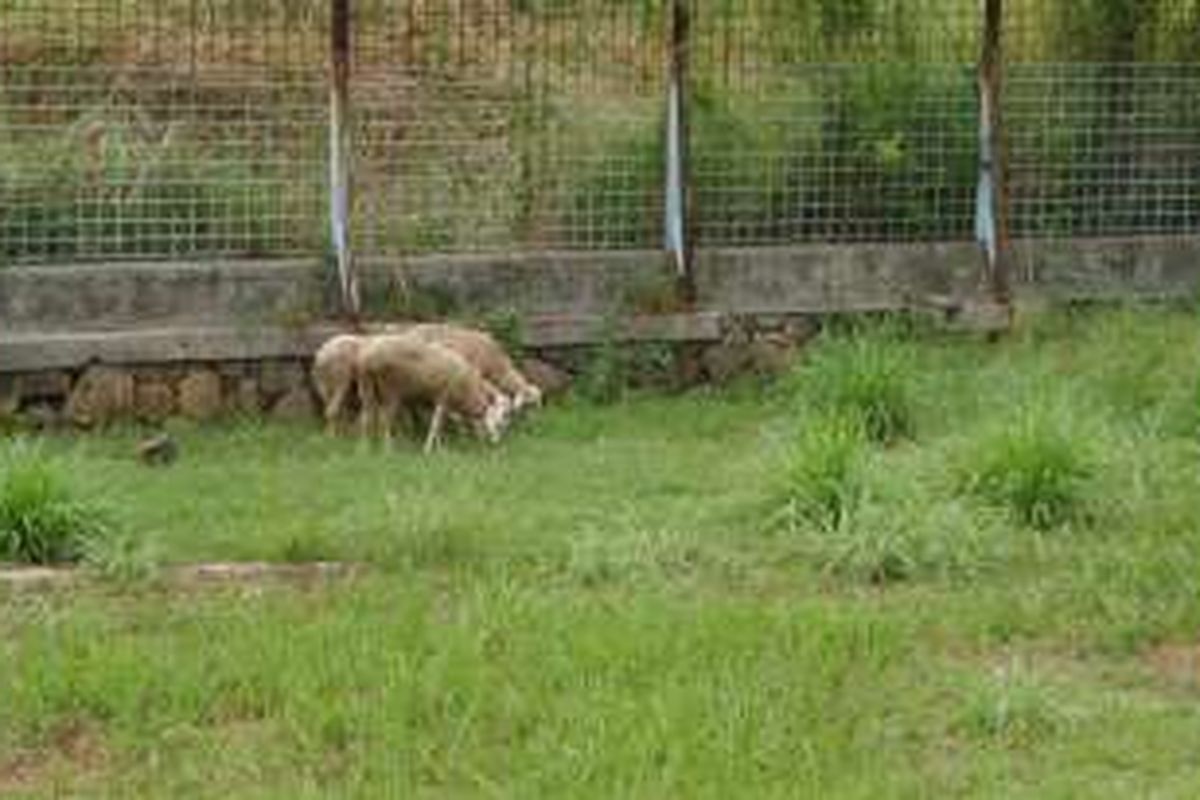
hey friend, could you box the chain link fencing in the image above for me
[1,1,1197,269]
[0,0,328,264]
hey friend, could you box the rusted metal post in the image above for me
[329,0,360,324]
[976,0,1012,308]
[665,0,695,305]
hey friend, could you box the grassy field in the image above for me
[5,305,1200,796]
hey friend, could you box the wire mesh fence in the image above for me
[0,1,1197,269]
[690,0,981,246]
[350,1,664,257]
[1005,0,1200,240]
[0,0,328,265]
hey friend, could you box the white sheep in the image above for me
[356,332,512,454]
[408,323,543,412]
[311,333,365,436]
[311,323,541,437]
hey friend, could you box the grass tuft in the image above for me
[962,401,1094,530]
[779,411,867,534]
[791,321,917,444]
[956,661,1069,747]
[0,440,116,565]
[560,516,706,588]
[812,487,1003,586]
[779,420,1004,585]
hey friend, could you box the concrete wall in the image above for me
[2,237,1198,375]
[1,242,984,335]
[1011,237,1200,300]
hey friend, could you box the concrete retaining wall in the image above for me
[1,243,997,339]
[1,237,1197,426]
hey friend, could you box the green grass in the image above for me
[7,306,1200,796]
[961,397,1095,530]
[779,410,867,533]
[787,317,918,443]
[0,440,116,565]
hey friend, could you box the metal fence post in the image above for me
[976,0,1012,308]
[329,0,360,323]
[665,0,695,305]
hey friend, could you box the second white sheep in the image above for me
[356,332,513,453]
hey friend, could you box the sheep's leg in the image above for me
[324,381,349,437]
[423,401,447,455]
[356,372,379,445]
[368,373,406,451]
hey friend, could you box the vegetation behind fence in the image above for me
[0,0,1197,267]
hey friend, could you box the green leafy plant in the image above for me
[792,322,916,444]
[0,441,115,564]
[963,405,1093,530]
[780,411,867,533]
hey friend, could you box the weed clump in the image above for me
[0,441,116,565]
[791,322,916,444]
[780,412,867,534]
[779,415,1000,585]
[963,405,1093,530]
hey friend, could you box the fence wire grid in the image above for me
[1,0,1198,267]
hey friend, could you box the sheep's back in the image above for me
[411,324,525,394]
[360,334,480,408]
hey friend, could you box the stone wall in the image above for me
[0,314,818,430]
[2,359,316,429]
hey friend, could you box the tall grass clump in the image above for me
[789,321,916,444]
[823,487,1002,586]
[0,440,115,565]
[780,413,1001,584]
[780,412,868,533]
[961,403,1094,531]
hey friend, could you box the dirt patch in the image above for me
[1144,642,1200,691]
[0,566,75,590]
[0,752,37,794]
[0,561,364,592]
[0,720,108,795]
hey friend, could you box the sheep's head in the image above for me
[479,392,513,444]
[514,383,543,412]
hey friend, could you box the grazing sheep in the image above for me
[410,323,543,412]
[311,333,366,435]
[357,332,512,453]
[312,322,538,438]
